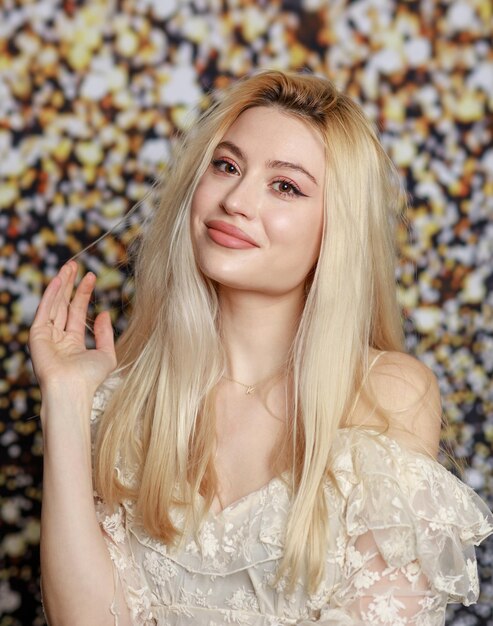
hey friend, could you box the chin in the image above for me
[196,255,249,285]
[205,271,257,291]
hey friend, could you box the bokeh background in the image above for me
[1,0,492,624]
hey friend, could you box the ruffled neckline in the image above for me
[199,427,435,519]
[97,422,493,604]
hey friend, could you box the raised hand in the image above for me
[29,261,117,397]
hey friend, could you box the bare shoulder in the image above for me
[349,350,442,458]
[368,350,439,405]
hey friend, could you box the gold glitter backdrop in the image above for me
[0,1,492,624]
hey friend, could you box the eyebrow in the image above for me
[214,140,319,186]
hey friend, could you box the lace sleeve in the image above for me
[324,530,446,625]
[299,430,493,625]
[91,376,156,626]
[94,497,156,625]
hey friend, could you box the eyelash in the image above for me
[211,158,305,198]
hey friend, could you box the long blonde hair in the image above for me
[94,69,405,591]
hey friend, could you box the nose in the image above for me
[220,174,260,220]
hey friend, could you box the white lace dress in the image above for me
[91,380,493,626]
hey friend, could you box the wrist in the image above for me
[40,386,95,426]
[40,378,98,402]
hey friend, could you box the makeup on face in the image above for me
[190,106,325,296]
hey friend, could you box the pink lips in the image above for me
[206,220,259,249]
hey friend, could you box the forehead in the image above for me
[219,106,325,173]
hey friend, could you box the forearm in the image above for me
[40,391,128,626]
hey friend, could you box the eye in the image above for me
[272,179,304,198]
[211,158,240,175]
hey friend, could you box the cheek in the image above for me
[191,168,217,209]
[190,183,206,218]
[190,189,207,253]
[190,184,214,241]
[269,209,323,256]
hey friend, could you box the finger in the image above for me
[32,275,62,327]
[64,272,97,340]
[50,262,77,329]
[94,311,117,365]
[57,261,78,327]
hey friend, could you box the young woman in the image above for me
[29,70,493,625]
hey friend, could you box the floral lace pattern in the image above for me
[91,380,493,625]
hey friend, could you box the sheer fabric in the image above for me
[91,379,493,625]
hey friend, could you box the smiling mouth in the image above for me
[205,220,259,249]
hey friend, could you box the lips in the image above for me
[205,220,259,248]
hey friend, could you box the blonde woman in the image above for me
[29,70,493,626]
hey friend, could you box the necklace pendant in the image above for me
[245,386,255,395]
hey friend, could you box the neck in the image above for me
[218,285,305,383]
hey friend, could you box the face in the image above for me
[190,106,326,297]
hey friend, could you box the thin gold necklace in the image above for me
[222,367,285,395]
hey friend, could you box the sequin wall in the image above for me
[0,0,492,624]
